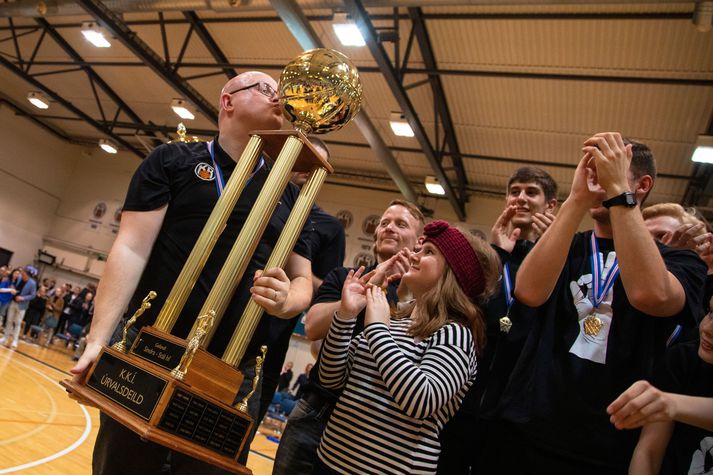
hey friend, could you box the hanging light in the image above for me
[99,138,118,154]
[424,176,445,195]
[171,99,195,120]
[691,135,713,164]
[26,91,50,109]
[332,13,365,47]
[389,112,414,137]
[81,22,111,48]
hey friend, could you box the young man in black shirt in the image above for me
[272,199,424,475]
[438,167,558,474]
[512,132,706,473]
[70,71,314,475]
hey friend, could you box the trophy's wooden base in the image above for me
[60,327,253,475]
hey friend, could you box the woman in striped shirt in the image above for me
[313,220,501,474]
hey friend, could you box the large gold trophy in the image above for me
[61,49,362,474]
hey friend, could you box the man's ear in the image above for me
[634,175,653,202]
[219,92,233,112]
[545,198,558,213]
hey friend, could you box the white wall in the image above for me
[0,104,79,266]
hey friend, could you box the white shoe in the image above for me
[0,337,6,345]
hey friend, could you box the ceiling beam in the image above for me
[183,11,236,80]
[344,0,466,220]
[269,0,420,205]
[0,55,144,156]
[76,0,218,125]
[34,17,162,146]
[16,59,713,87]
[408,7,467,201]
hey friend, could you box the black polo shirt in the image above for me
[123,137,311,360]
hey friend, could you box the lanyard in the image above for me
[503,262,513,311]
[208,140,264,198]
[590,233,619,309]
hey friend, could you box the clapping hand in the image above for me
[365,286,391,327]
[490,206,521,253]
[338,267,367,320]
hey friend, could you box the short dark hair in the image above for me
[506,167,558,201]
[624,138,656,205]
[624,139,656,181]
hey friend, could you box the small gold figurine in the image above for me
[112,291,157,353]
[170,310,216,381]
[584,314,604,336]
[499,315,513,333]
[236,345,268,414]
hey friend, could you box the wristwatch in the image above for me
[602,191,637,208]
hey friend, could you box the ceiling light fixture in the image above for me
[171,99,195,120]
[26,91,50,109]
[691,135,713,164]
[424,176,445,195]
[332,13,366,47]
[389,112,415,137]
[81,22,111,48]
[99,138,118,154]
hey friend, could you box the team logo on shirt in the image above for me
[194,163,215,181]
[569,251,617,364]
[689,436,713,474]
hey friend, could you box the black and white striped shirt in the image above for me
[317,313,477,474]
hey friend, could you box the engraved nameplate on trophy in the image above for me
[131,329,186,370]
[86,350,168,421]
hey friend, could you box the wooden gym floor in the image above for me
[0,339,276,474]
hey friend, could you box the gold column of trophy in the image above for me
[60,48,362,474]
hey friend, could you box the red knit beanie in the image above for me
[423,220,485,300]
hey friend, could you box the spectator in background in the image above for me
[278,361,294,393]
[0,267,14,328]
[59,286,83,334]
[0,267,37,349]
[44,287,65,345]
[23,285,48,338]
[81,292,95,327]
[291,363,313,398]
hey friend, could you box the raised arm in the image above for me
[71,207,166,376]
[515,155,596,307]
[584,133,685,316]
[317,269,365,389]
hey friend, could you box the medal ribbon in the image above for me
[208,140,264,198]
[503,262,513,311]
[590,232,619,309]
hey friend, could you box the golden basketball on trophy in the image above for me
[61,48,362,474]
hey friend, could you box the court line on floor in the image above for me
[9,347,73,377]
[0,357,92,474]
[0,367,58,446]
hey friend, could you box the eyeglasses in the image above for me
[226,81,278,100]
